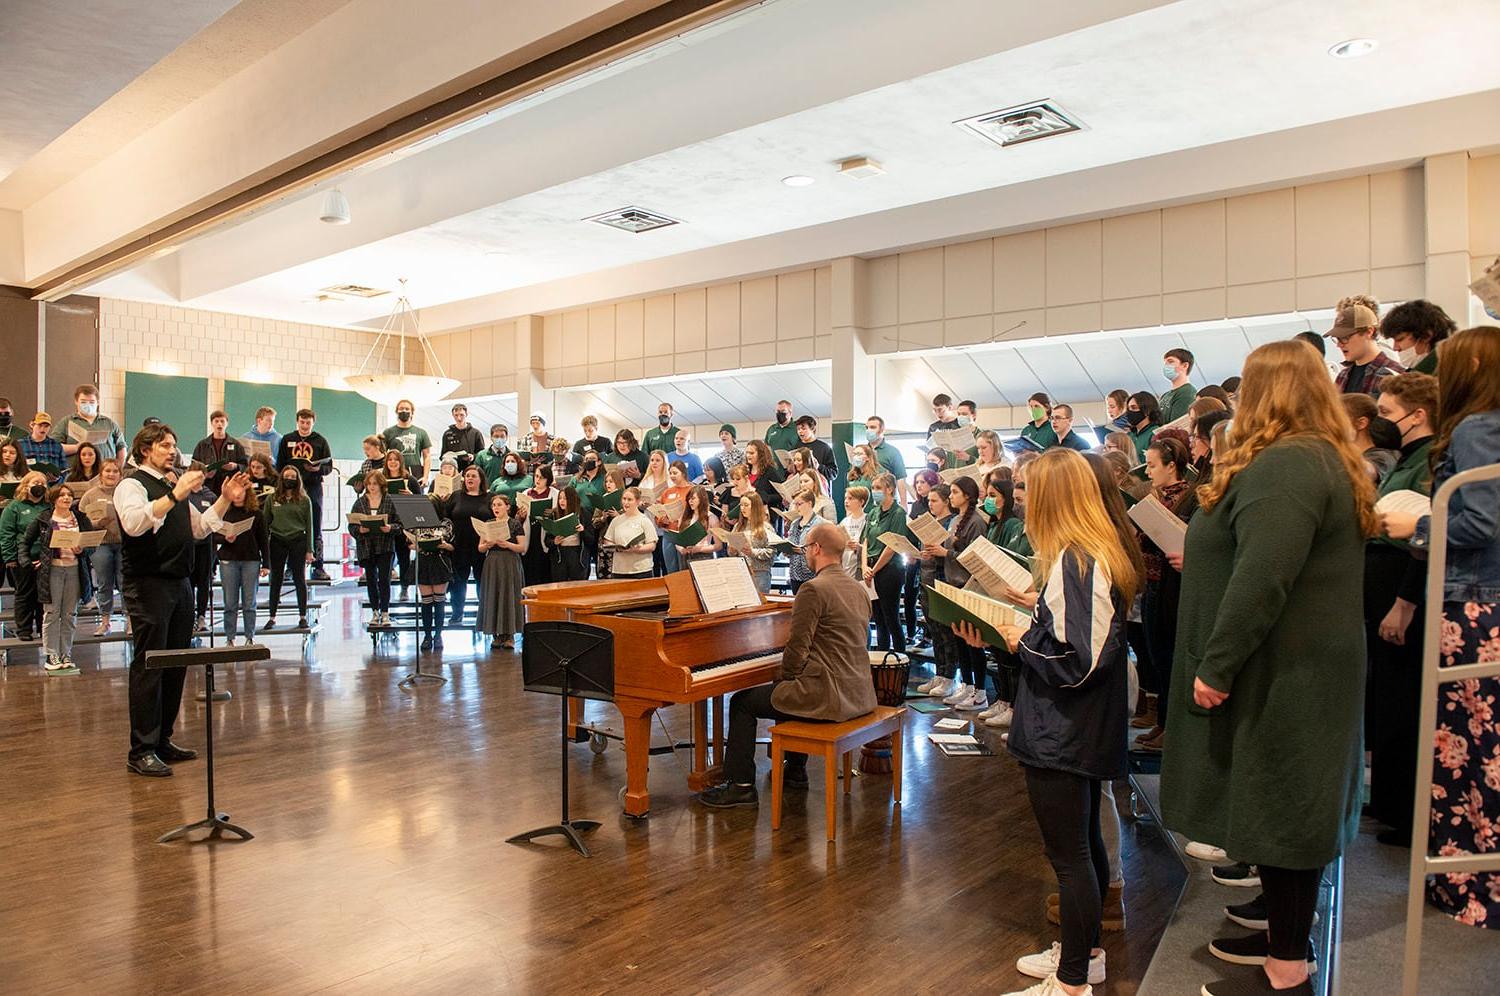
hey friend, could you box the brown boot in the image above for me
[1045,884,1125,930]
[1135,726,1165,752]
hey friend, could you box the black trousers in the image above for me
[870,561,906,653]
[306,485,325,564]
[190,540,214,617]
[1141,582,1177,726]
[362,551,393,612]
[448,551,481,620]
[552,543,586,581]
[902,556,920,637]
[724,684,807,784]
[267,534,308,616]
[1260,865,1321,961]
[393,531,412,590]
[11,560,38,637]
[124,575,195,759]
[1024,765,1108,987]
[957,642,987,694]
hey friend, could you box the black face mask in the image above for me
[1367,415,1404,451]
[0,414,11,428]
[1126,409,1146,429]
[29,484,45,499]
[775,411,790,425]
[396,411,412,422]
[282,477,298,488]
[658,415,671,427]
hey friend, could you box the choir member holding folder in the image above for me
[444,466,492,627]
[1129,436,1192,753]
[349,470,397,628]
[216,470,270,644]
[27,482,97,672]
[1162,341,1373,996]
[477,494,527,649]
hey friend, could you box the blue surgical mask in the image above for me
[864,428,879,443]
[79,402,98,417]
[852,454,867,468]
[956,415,972,428]
[871,489,886,505]
[1162,364,1177,381]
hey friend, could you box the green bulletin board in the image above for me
[310,387,376,460]
[224,380,297,438]
[123,372,209,447]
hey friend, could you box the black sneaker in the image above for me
[433,634,444,650]
[1201,977,1313,996]
[1209,932,1316,969]
[698,782,759,808]
[263,616,277,630]
[1225,894,1268,931]
[1212,861,1261,887]
[297,616,308,629]
[783,764,809,789]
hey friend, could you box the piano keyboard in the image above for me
[690,649,785,682]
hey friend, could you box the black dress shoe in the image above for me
[158,742,198,763]
[433,633,444,650]
[420,636,433,651]
[698,783,759,808]
[783,764,810,789]
[1376,828,1412,847]
[126,754,173,777]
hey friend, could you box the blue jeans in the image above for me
[661,540,682,575]
[219,559,261,640]
[91,542,124,616]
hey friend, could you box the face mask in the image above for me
[0,414,11,428]
[871,489,886,505]
[982,496,997,516]
[1029,406,1045,421]
[504,462,519,475]
[1126,409,1146,429]
[1162,364,1177,381]
[775,411,789,425]
[282,477,298,487]
[79,402,98,417]
[491,438,507,452]
[397,411,412,422]
[864,428,879,443]
[29,484,44,499]
[1397,347,1419,367]
[851,454,867,468]
[658,415,671,427]
[956,415,972,428]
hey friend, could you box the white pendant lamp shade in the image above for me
[342,280,460,406]
[343,373,460,407]
[320,188,351,224]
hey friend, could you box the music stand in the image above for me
[507,622,614,857]
[389,494,445,687]
[147,643,271,843]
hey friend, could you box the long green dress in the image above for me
[1161,438,1367,869]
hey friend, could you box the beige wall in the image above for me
[99,298,403,428]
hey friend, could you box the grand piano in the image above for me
[523,573,794,817]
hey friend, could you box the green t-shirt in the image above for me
[1159,383,1198,424]
[643,424,679,455]
[763,422,799,456]
[1019,420,1058,449]
[861,498,909,561]
[870,440,907,479]
[381,425,432,473]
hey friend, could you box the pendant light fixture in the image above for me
[343,279,461,406]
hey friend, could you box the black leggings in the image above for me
[870,561,906,653]
[362,551,392,612]
[449,552,481,621]
[1024,765,1108,987]
[1142,583,1176,726]
[902,556,920,636]
[191,541,214,617]
[1260,865,1321,961]
[267,534,308,616]
[958,642,987,694]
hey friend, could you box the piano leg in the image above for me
[689,701,709,791]
[616,696,658,819]
[711,695,725,765]
[567,696,588,743]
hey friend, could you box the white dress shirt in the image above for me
[114,465,224,540]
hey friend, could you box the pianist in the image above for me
[699,523,877,808]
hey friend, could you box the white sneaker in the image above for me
[1016,942,1106,985]
[927,677,951,697]
[1003,976,1091,996]
[941,682,972,705]
[984,704,1014,728]
[977,699,1003,719]
[1185,840,1228,862]
[44,655,65,671]
[94,619,112,636]
[955,690,988,712]
[916,675,942,694]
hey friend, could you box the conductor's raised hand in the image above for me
[220,472,251,505]
[172,469,205,501]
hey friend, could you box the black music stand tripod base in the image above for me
[506,818,600,857]
[398,666,445,688]
[157,812,253,843]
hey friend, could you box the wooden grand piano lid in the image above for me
[524,572,788,625]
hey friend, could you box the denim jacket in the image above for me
[1410,410,1500,603]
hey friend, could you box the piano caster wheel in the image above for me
[589,732,608,755]
[619,785,649,819]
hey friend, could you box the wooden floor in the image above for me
[0,593,1183,994]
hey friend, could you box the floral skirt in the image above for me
[1427,600,1500,928]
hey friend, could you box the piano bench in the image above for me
[769,705,904,842]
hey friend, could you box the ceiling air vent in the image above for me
[319,283,390,298]
[585,205,681,234]
[955,100,1083,148]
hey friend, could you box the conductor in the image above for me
[698,522,877,808]
[115,422,248,777]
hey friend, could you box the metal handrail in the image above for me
[1401,461,1500,995]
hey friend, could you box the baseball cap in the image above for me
[32,411,51,425]
[1326,304,1378,336]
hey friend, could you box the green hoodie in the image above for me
[0,497,47,563]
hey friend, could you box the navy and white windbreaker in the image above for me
[1006,547,1130,780]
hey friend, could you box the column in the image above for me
[829,257,877,504]
[1424,153,1474,326]
[514,315,555,433]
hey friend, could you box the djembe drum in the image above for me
[861,651,910,774]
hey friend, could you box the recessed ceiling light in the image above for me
[781,175,815,187]
[1328,38,1377,59]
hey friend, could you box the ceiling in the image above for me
[76,0,1500,329]
[0,0,353,209]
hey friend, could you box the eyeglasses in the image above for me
[1329,331,1367,345]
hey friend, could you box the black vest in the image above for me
[120,470,195,579]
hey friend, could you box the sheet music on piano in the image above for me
[688,557,762,614]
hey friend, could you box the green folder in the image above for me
[417,536,441,552]
[387,478,409,494]
[924,584,1007,650]
[31,462,63,479]
[539,513,580,537]
[621,529,648,549]
[766,535,801,553]
[0,482,17,500]
[589,488,623,513]
[663,518,708,547]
